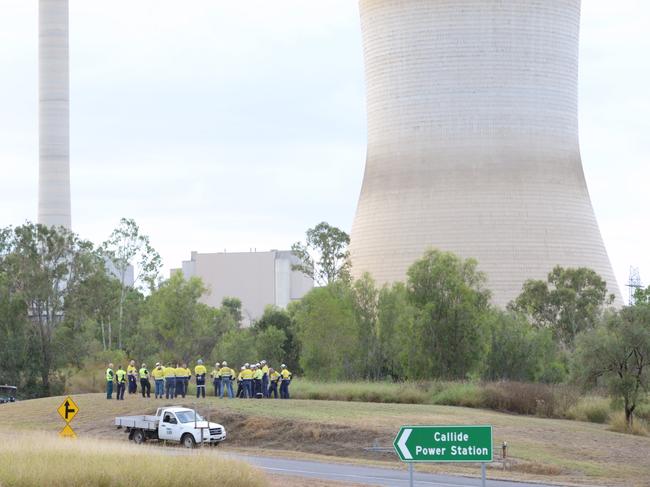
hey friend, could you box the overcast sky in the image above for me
[0,1,647,302]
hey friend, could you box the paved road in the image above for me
[238,454,559,487]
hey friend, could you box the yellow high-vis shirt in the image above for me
[152,367,165,380]
[269,371,280,382]
[262,365,269,375]
[185,368,192,378]
[127,365,137,376]
[175,367,187,378]
[281,369,292,380]
[163,366,176,378]
[237,371,244,381]
[253,369,263,380]
[195,364,207,376]
[219,367,233,378]
[241,369,253,380]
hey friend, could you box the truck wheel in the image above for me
[181,434,196,449]
[132,429,146,444]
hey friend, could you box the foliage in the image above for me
[221,296,243,327]
[510,266,614,348]
[137,272,236,363]
[0,223,103,394]
[101,218,161,349]
[292,283,360,380]
[405,249,491,379]
[254,305,300,370]
[482,310,566,383]
[291,221,350,285]
[573,304,650,426]
[634,286,650,305]
[214,328,257,368]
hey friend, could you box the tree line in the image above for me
[1,220,648,426]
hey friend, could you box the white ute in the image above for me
[115,407,226,448]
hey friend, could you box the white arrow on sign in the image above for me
[397,428,413,460]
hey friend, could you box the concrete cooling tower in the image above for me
[38,0,71,229]
[349,0,622,306]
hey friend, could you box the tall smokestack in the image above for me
[38,0,71,229]
[350,0,622,305]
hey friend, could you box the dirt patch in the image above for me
[211,409,392,460]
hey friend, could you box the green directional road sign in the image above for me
[394,425,493,463]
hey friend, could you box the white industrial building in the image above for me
[173,250,313,326]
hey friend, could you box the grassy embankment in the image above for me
[2,393,650,487]
[289,380,650,433]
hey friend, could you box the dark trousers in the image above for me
[262,374,269,398]
[106,381,113,399]
[236,381,244,398]
[165,377,176,399]
[280,379,291,399]
[197,376,206,398]
[117,382,126,400]
[128,375,137,394]
[269,381,278,399]
[140,379,151,398]
[175,377,186,397]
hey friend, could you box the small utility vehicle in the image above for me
[115,406,226,448]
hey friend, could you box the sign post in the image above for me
[57,396,79,439]
[394,425,493,486]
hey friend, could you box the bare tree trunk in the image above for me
[100,319,106,351]
[108,318,112,350]
[118,285,126,349]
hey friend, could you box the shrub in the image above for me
[482,382,559,416]
[431,382,484,408]
[566,396,611,423]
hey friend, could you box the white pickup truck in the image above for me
[115,406,226,448]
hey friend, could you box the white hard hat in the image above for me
[281,364,286,368]
[197,359,203,364]
[222,361,227,366]
[261,360,267,364]
[155,362,160,366]
[241,366,245,370]
[256,362,261,367]
[244,362,249,367]
[215,361,221,365]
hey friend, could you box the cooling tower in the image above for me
[350,0,622,306]
[38,0,71,229]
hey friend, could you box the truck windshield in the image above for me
[175,411,204,423]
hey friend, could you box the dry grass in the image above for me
[0,430,264,487]
[608,412,649,436]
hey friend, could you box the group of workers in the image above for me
[105,359,293,401]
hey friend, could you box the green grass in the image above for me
[566,396,611,424]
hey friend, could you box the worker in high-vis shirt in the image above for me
[116,365,127,400]
[261,360,270,398]
[195,359,207,398]
[127,359,138,395]
[236,366,245,398]
[152,362,165,399]
[175,363,187,398]
[164,363,176,400]
[106,363,115,400]
[184,363,192,396]
[253,363,264,398]
[218,361,234,399]
[211,362,221,397]
[241,363,253,398]
[268,367,280,399]
[280,364,292,399]
[139,363,151,398]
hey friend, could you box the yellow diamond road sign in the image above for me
[59,424,77,439]
[57,396,79,423]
